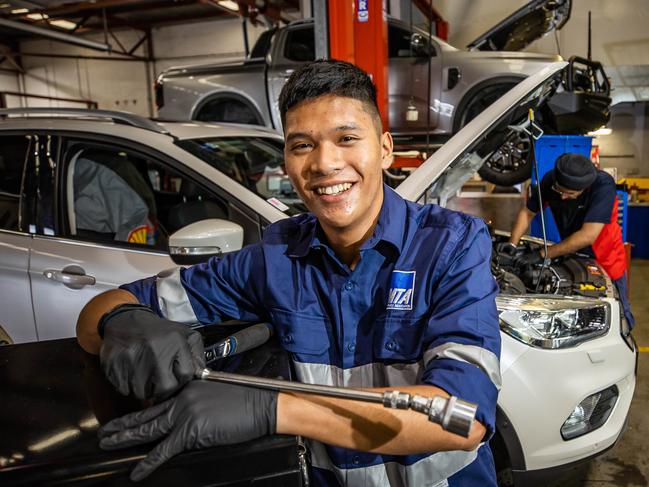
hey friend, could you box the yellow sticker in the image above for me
[127,225,148,244]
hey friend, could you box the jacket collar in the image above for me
[287,184,407,258]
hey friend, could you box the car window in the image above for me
[62,143,231,251]
[284,26,315,62]
[0,135,30,232]
[23,134,59,236]
[250,28,275,59]
[388,25,414,58]
[176,136,307,215]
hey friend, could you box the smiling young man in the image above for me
[76,60,501,486]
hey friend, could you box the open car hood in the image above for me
[396,62,568,204]
[467,0,571,52]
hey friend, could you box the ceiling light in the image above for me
[10,8,29,14]
[50,19,77,30]
[218,1,239,12]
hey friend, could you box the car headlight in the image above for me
[497,296,610,349]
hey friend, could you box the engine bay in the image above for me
[491,234,609,298]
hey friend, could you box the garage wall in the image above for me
[16,16,266,117]
[19,29,150,115]
[152,18,266,74]
[0,71,20,99]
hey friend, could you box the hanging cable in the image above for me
[527,108,550,292]
[425,0,433,155]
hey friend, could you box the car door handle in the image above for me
[43,268,96,289]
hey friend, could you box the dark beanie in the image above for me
[554,153,597,190]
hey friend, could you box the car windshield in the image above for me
[176,136,307,215]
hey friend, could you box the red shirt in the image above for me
[592,195,626,280]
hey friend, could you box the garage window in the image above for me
[63,144,229,250]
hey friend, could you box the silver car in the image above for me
[0,110,293,344]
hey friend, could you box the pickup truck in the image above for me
[157,0,571,185]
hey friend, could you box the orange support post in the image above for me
[328,0,389,130]
[353,0,389,130]
[327,1,355,64]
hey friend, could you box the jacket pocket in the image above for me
[374,315,427,361]
[269,307,331,355]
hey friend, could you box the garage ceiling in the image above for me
[0,0,299,39]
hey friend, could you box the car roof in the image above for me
[0,109,288,224]
[157,120,283,141]
[0,111,283,144]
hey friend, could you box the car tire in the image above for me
[477,128,533,186]
[456,81,533,186]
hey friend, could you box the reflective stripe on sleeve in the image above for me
[292,345,501,391]
[307,439,474,487]
[155,267,199,323]
[292,361,422,388]
[423,342,502,390]
[293,361,482,485]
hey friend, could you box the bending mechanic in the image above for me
[508,153,634,329]
[76,60,502,486]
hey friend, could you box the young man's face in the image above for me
[283,95,393,237]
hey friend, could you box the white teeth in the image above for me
[316,182,352,195]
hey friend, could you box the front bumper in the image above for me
[511,416,627,486]
[498,297,636,472]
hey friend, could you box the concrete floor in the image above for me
[561,259,649,487]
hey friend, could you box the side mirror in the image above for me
[168,219,244,265]
[410,33,434,57]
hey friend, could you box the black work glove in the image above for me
[98,380,278,482]
[99,304,205,400]
[513,250,544,268]
[496,242,518,256]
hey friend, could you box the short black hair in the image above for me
[278,59,381,129]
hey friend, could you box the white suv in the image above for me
[0,61,636,487]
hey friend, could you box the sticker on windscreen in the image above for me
[267,197,290,212]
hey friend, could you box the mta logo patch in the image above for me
[387,270,416,310]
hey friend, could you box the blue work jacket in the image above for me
[122,185,502,487]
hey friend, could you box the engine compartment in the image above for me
[492,234,609,298]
